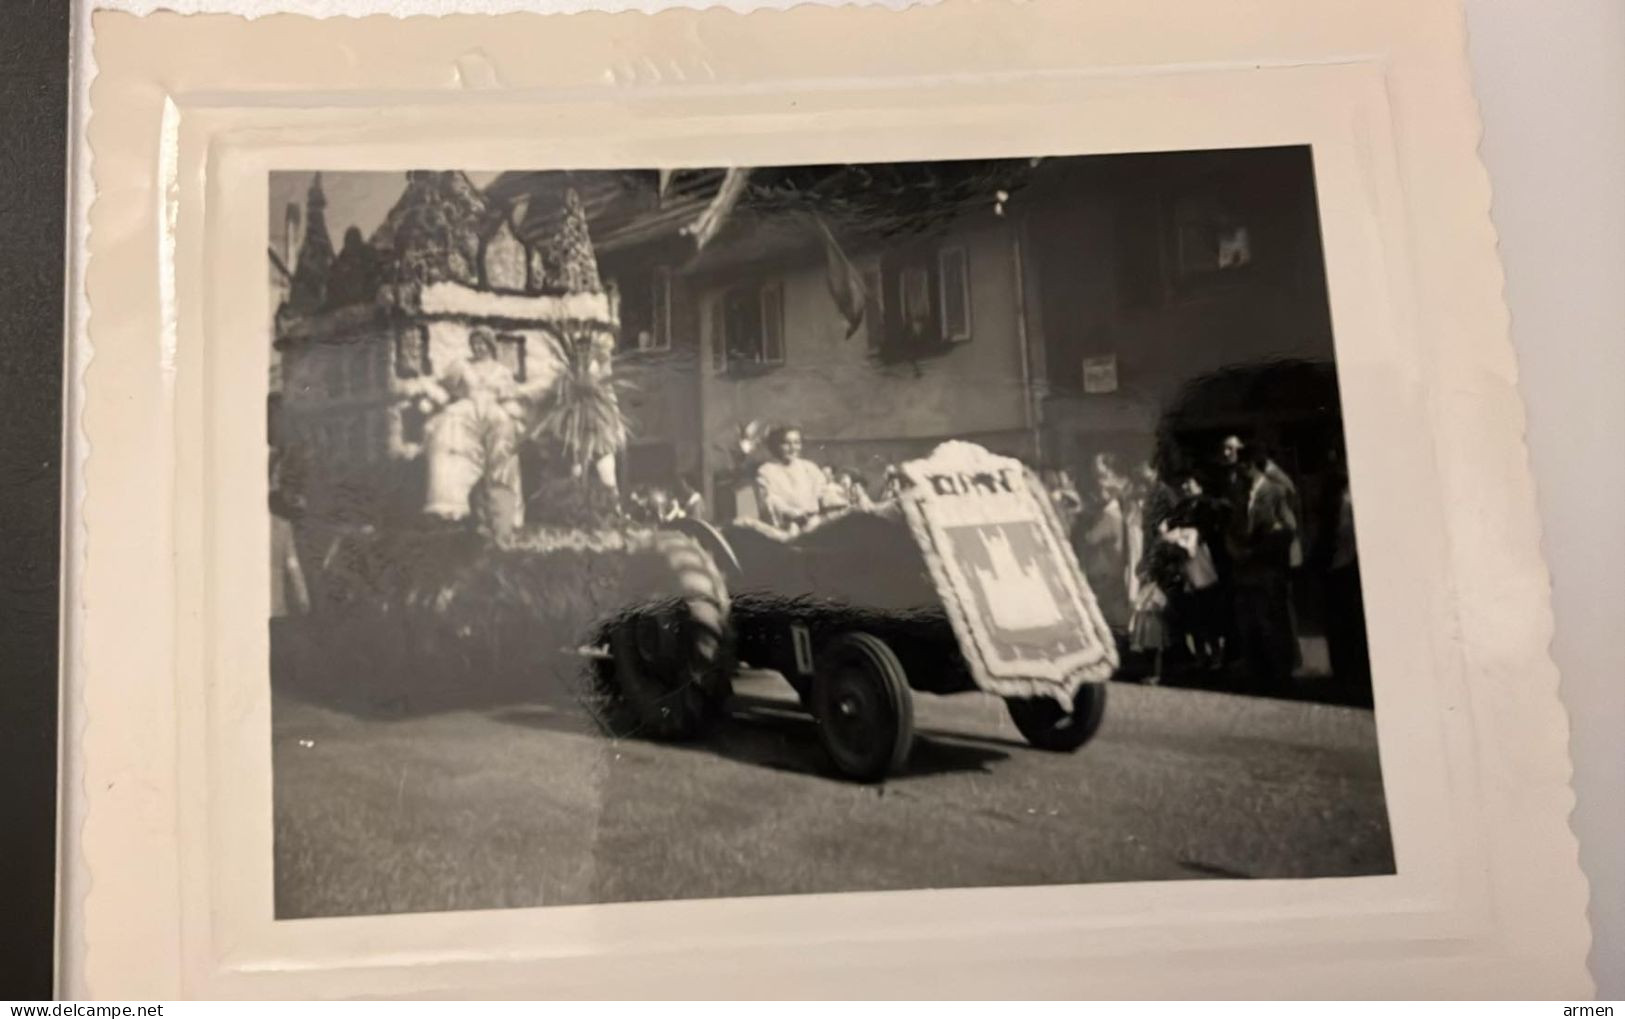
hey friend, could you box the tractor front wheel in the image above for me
[812,631,915,782]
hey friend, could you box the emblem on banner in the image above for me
[899,442,1118,705]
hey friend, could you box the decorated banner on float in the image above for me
[899,441,1118,706]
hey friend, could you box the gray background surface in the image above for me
[1465,0,1625,997]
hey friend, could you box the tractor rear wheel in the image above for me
[587,530,734,741]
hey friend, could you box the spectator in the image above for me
[1123,459,1179,679]
[1215,433,1247,495]
[675,475,707,522]
[647,484,681,523]
[1073,452,1136,632]
[1131,458,1180,555]
[1043,468,1084,531]
[818,464,852,511]
[1221,434,1304,569]
[879,465,906,503]
[269,448,311,618]
[1262,455,1305,570]
[1313,451,1370,691]
[837,468,874,510]
[1162,474,1228,670]
[1226,445,1301,695]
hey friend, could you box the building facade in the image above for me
[281,153,1343,527]
[692,210,1040,508]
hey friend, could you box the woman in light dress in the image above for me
[408,327,527,537]
[1072,453,1136,632]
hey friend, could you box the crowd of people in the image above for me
[1055,434,1365,696]
[622,477,708,526]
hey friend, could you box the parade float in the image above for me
[273,171,1114,779]
[272,171,731,716]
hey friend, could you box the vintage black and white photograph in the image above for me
[267,149,1394,920]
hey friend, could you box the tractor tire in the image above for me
[586,530,735,741]
[812,631,915,782]
[1006,682,1108,752]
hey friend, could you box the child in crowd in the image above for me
[1158,474,1228,671]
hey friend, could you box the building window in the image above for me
[713,282,785,371]
[395,324,431,379]
[1174,195,1252,279]
[898,265,932,342]
[647,269,672,352]
[760,283,784,363]
[875,244,973,360]
[496,332,527,382]
[613,269,674,353]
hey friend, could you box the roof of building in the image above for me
[277,160,1042,325]
[490,161,1040,275]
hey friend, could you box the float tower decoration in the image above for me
[273,171,622,524]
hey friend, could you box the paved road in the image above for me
[272,672,1394,919]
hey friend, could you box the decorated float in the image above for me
[589,441,1117,781]
[272,172,1114,779]
[271,171,730,712]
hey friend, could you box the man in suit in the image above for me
[1227,444,1301,695]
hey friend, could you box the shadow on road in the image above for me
[716,698,1011,782]
[1134,668,1375,710]
[486,688,1012,783]
[272,615,593,721]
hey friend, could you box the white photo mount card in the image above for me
[64,0,1592,999]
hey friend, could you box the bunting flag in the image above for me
[683,167,751,251]
[811,214,867,341]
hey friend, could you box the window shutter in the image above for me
[650,268,672,351]
[938,247,971,342]
[709,296,726,372]
[497,333,527,382]
[862,265,885,353]
[760,283,785,364]
[899,264,933,342]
